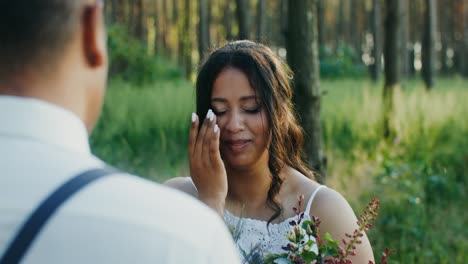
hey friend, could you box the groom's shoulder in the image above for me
[73,172,235,250]
[88,173,222,230]
[164,176,198,197]
[93,173,211,217]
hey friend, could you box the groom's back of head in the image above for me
[0,0,109,132]
[0,0,82,81]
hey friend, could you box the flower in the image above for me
[229,196,394,264]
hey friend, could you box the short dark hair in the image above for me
[196,40,315,226]
[0,0,82,80]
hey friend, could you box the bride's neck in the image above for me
[226,163,276,209]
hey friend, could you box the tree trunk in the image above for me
[287,0,326,182]
[422,0,436,90]
[463,0,468,77]
[129,0,135,35]
[256,0,266,41]
[154,1,159,54]
[109,0,117,23]
[154,0,168,53]
[455,0,467,76]
[371,0,382,82]
[408,0,420,77]
[161,0,169,51]
[266,2,276,45]
[280,0,288,47]
[135,0,144,41]
[383,0,401,139]
[337,0,346,46]
[400,0,410,79]
[235,0,250,39]
[439,0,451,74]
[184,0,192,79]
[349,0,359,55]
[176,0,185,66]
[173,0,179,25]
[207,0,212,43]
[357,0,367,61]
[166,0,176,61]
[113,0,124,23]
[223,0,234,40]
[198,0,210,60]
[317,0,326,56]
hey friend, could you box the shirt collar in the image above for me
[0,95,91,155]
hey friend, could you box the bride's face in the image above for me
[210,67,269,170]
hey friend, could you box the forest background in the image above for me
[90,0,468,263]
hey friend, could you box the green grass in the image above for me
[320,77,468,263]
[90,78,195,181]
[90,76,468,263]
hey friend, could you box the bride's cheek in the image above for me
[216,119,226,132]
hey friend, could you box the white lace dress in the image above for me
[224,186,325,260]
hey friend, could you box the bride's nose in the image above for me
[224,111,245,133]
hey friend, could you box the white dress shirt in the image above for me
[0,96,240,264]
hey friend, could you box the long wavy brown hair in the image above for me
[196,40,315,226]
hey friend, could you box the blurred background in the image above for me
[90,0,468,262]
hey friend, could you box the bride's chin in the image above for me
[224,158,253,170]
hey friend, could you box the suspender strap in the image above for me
[0,167,117,264]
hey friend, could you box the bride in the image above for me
[165,40,374,263]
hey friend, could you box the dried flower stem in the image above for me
[336,198,380,262]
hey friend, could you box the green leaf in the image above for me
[325,247,339,257]
[273,257,292,264]
[323,232,335,242]
[264,253,288,264]
[318,234,339,258]
[302,251,318,262]
[325,239,338,248]
[301,220,313,228]
[306,239,315,247]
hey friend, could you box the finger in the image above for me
[201,110,216,165]
[203,114,216,163]
[195,109,214,159]
[210,122,223,166]
[188,112,199,156]
[202,111,216,153]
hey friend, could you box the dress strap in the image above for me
[304,185,326,216]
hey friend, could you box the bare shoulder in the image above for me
[311,186,375,262]
[312,187,352,216]
[164,177,199,198]
[281,168,323,214]
[310,186,359,234]
[284,168,322,196]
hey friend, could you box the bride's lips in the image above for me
[223,139,251,153]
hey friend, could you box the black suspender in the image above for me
[0,167,117,264]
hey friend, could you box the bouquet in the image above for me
[231,196,394,264]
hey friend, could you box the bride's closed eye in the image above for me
[212,107,226,116]
[243,106,262,114]
[212,106,262,116]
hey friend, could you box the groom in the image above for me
[0,1,239,263]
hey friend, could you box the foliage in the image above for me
[362,139,467,263]
[90,79,194,180]
[107,24,182,84]
[235,196,392,264]
[319,43,367,79]
[270,198,393,264]
[322,78,468,263]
